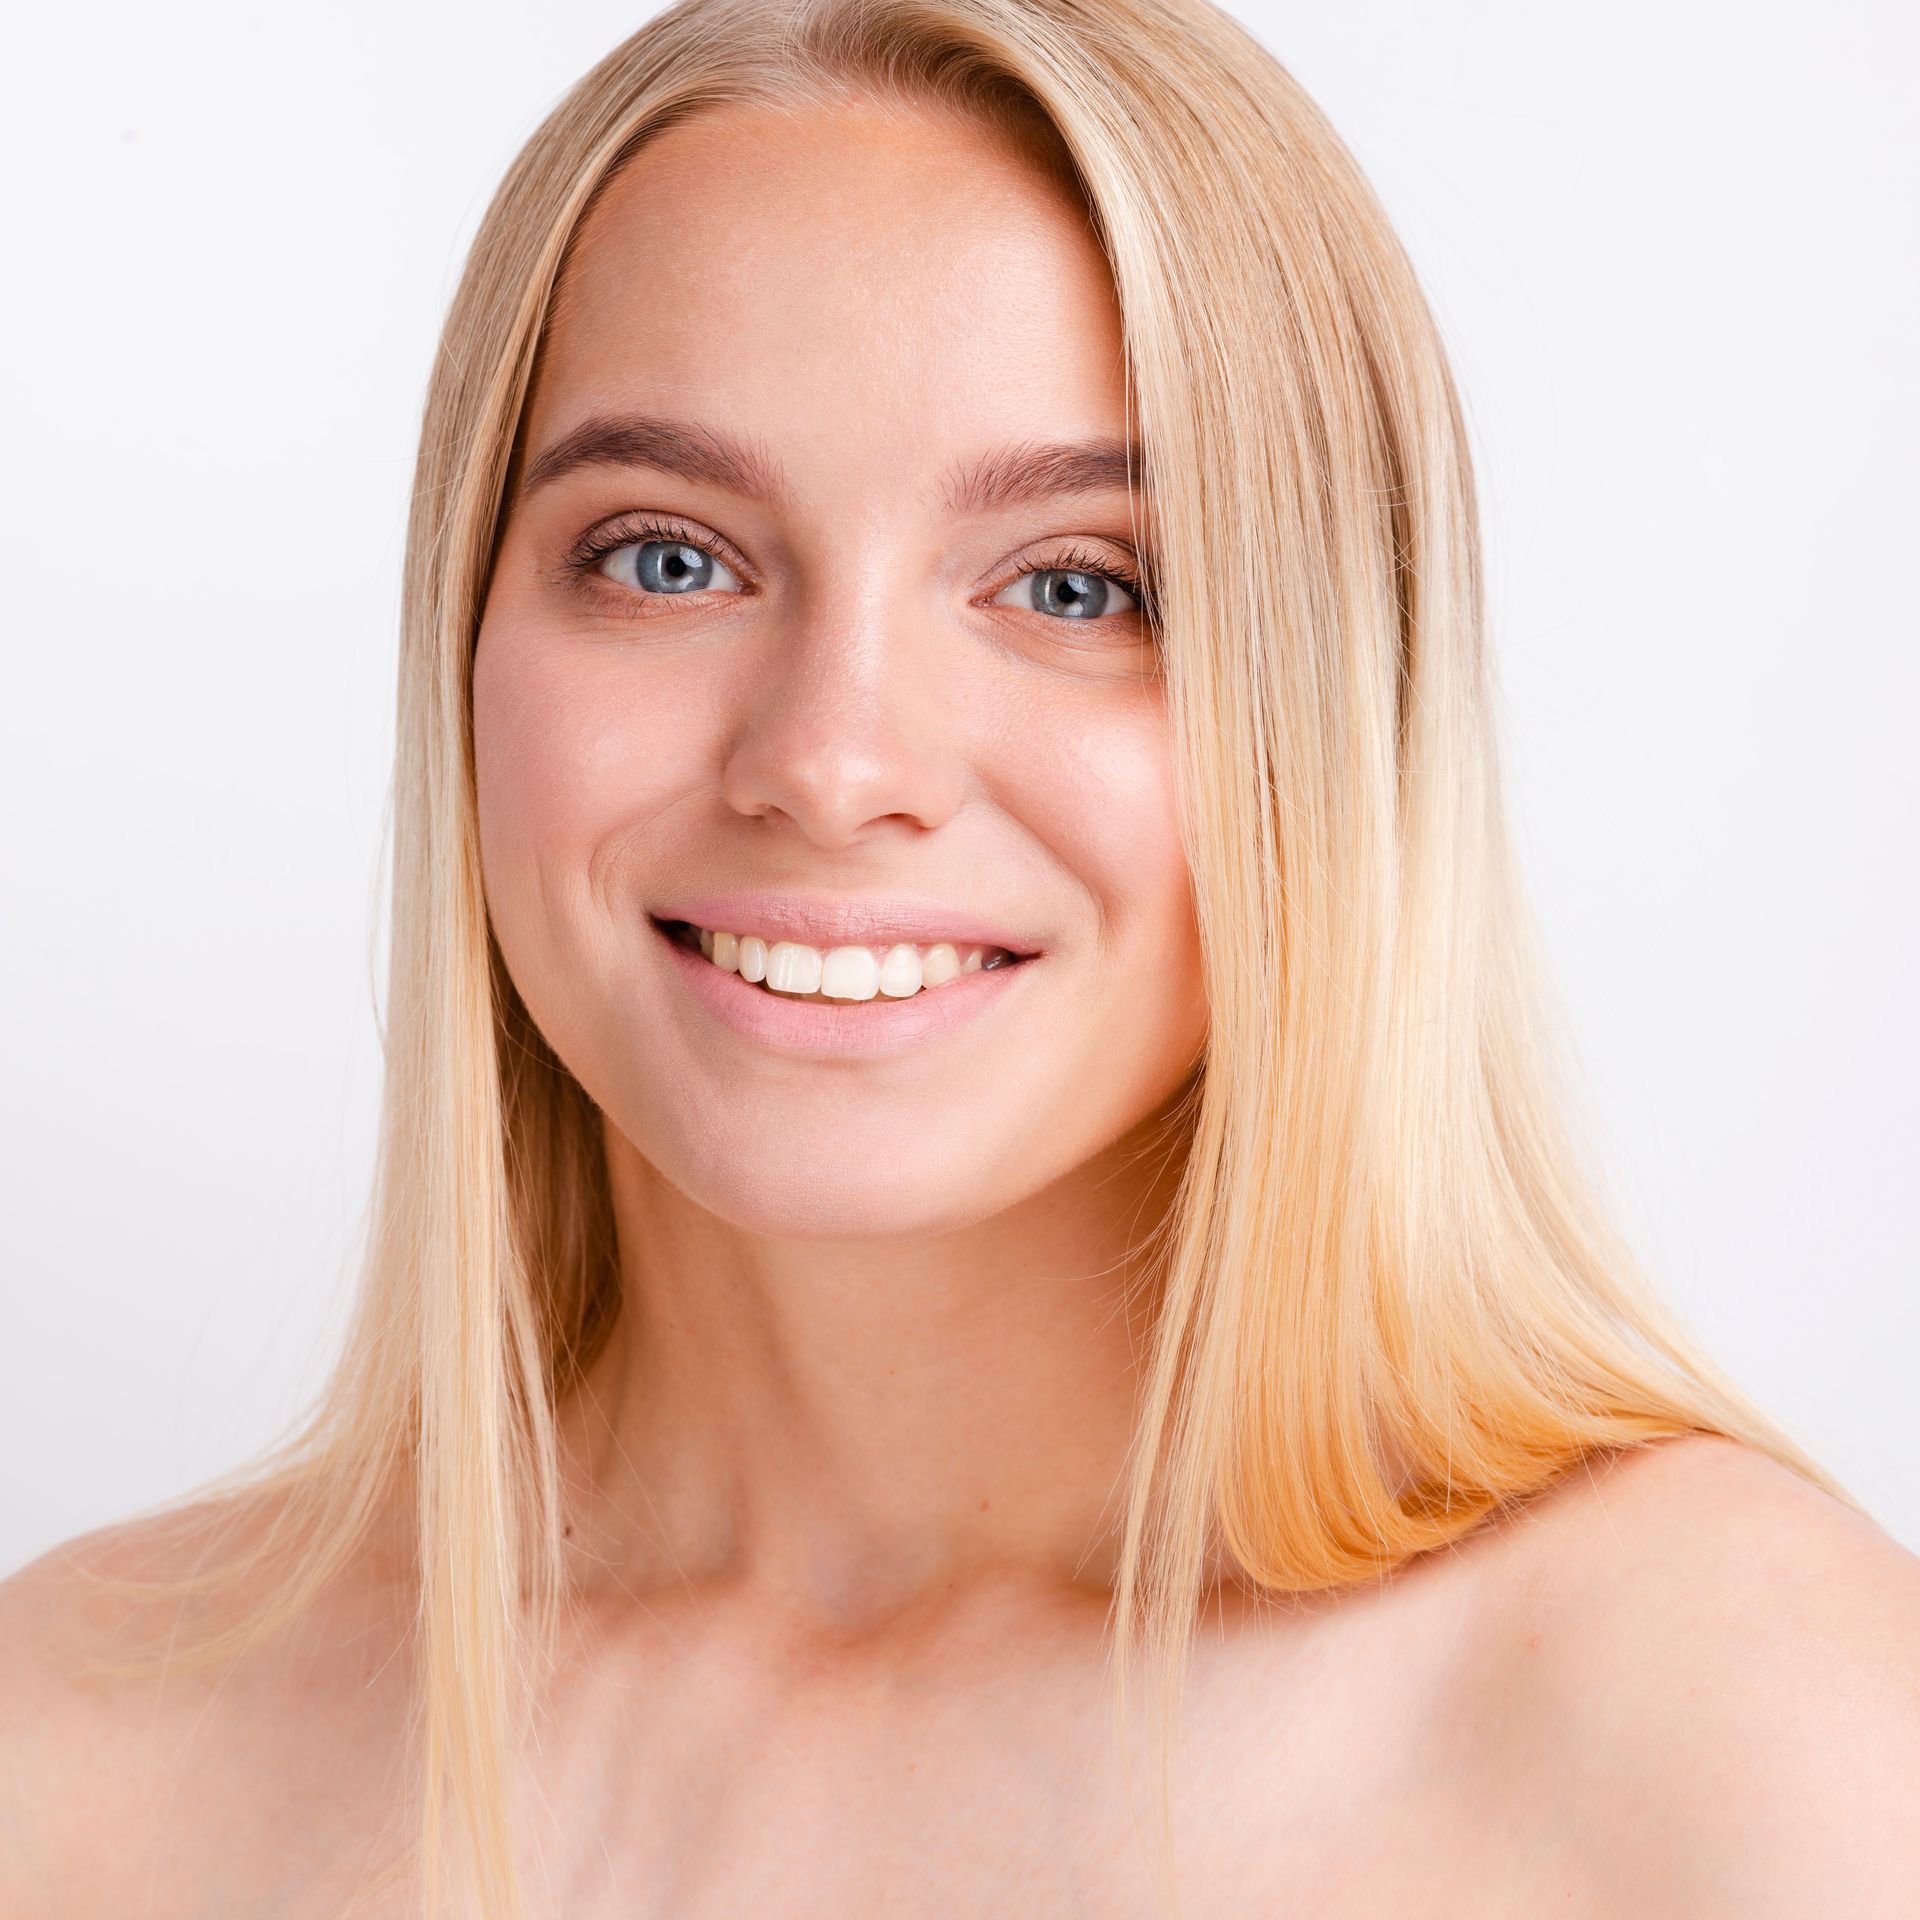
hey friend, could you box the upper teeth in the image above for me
[693,925,1014,1000]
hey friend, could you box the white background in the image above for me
[2,1,1914,1574]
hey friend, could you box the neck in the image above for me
[553,1100,1193,1636]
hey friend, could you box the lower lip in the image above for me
[653,921,1042,1057]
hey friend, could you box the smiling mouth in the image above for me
[650,916,1036,1004]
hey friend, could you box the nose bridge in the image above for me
[721,565,964,845]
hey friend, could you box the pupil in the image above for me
[1044,569,1106,619]
[642,541,712,594]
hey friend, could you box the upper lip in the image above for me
[652,891,1045,956]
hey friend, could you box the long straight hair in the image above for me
[75,1,1867,1914]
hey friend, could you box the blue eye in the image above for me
[583,528,745,596]
[991,564,1142,620]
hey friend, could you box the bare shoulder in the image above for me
[1473,1433,1920,1917]
[0,1504,227,1913]
[0,1537,82,1912]
[0,1491,417,1918]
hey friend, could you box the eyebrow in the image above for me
[515,411,1145,516]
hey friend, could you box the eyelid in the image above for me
[561,509,757,587]
[997,535,1149,601]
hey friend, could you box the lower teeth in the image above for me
[665,922,1019,1000]
[742,964,1009,1003]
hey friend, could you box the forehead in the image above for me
[522,98,1133,492]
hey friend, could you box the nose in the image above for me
[719,585,968,848]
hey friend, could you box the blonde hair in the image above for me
[69,0,1866,1913]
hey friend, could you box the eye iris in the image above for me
[636,540,713,593]
[1036,568,1110,619]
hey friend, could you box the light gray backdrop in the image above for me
[2,0,1914,1573]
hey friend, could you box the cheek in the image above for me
[1016,684,1206,1051]
[1029,687,1190,975]
[470,622,709,978]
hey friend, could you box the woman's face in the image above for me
[474,95,1207,1239]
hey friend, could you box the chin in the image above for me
[643,1122,1033,1242]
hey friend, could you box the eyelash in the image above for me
[561,513,1158,622]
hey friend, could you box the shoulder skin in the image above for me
[1479,1434,1920,1917]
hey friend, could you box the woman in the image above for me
[6,0,1917,1912]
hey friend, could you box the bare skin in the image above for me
[472,91,1208,1634]
[5,94,1919,1919]
[6,1434,1920,1915]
